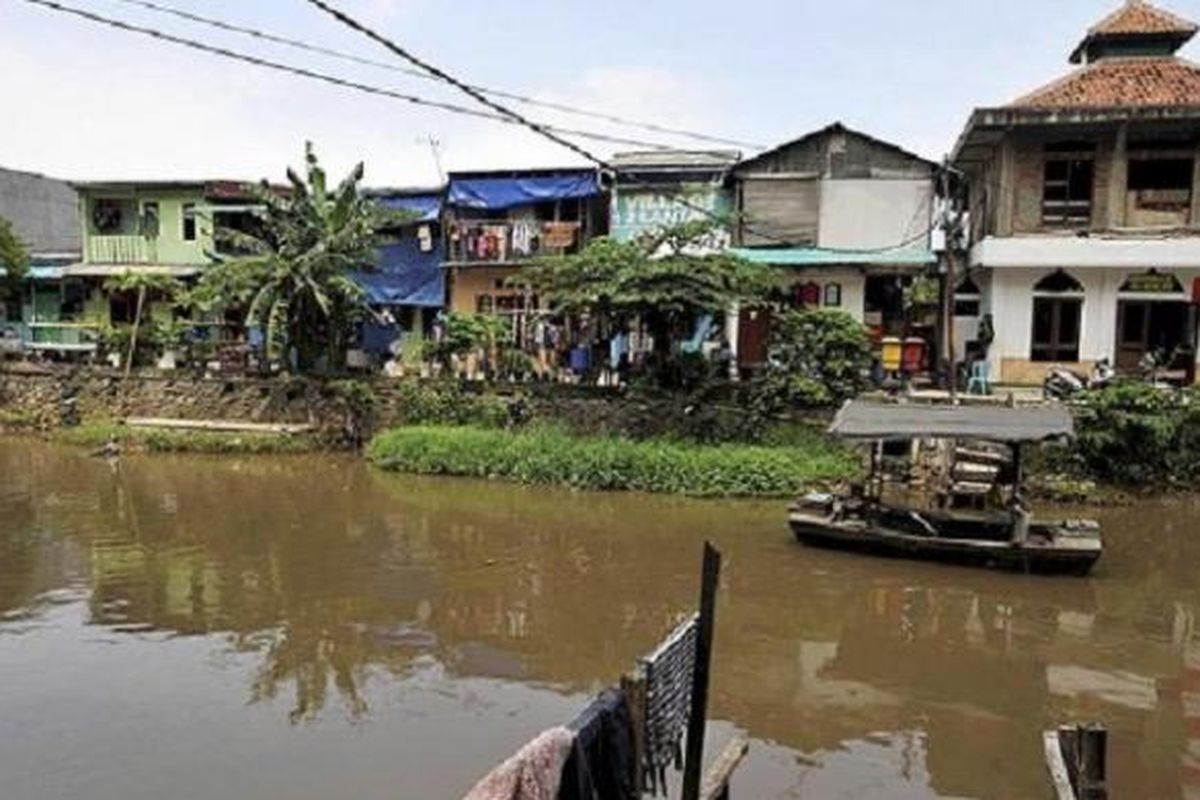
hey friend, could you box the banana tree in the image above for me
[197,143,379,373]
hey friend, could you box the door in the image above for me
[1116,300,1195,374]
[737,307,770,371]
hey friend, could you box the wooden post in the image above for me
[682,542,721,800]
[620,672,646,797]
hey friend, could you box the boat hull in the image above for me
[789,512,1102,576]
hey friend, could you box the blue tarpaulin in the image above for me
[351,237,445,308]
[374,193,442,223]
[447,171,600,210]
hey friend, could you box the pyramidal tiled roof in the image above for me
[1088,0,1197,37]
[1009,56,1200,109]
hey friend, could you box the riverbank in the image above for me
[51,422,322,455]
[367,425,857,498]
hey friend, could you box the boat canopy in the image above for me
[829,401,1074,443]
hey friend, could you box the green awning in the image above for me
[730,246,936,267]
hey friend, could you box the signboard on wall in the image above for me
[611,183,732,247]
[1120,270,1184,294]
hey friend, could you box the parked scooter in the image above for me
[1043,358,1114,400]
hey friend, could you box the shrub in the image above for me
[391,381,513,428]
[54,423,320,455]
[1068,381,1200,485]
[753,309,873,410]
[367,424,856,497]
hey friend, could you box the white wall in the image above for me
[782,267,867,321]
[817,179,933,251]
[986,266,1200,376]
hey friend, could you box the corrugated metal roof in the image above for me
[830,401,1074,443]
[730,246,935,267]
[611,150,741,170]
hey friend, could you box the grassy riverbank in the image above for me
[53,423,321,455]
[367,425,857,497]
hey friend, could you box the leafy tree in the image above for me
[755,309,874,408]
[518,221,774,359]
[196,143,378,372]
[0,216,29,303]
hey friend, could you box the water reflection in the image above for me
[2,440,1200,798]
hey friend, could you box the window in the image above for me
[182,203,197,241]
[1042,158,1094,227]
[1128,159,1193,211]
[824,283,842,307]
[1031,271,1084,362]
[140,201,160,238]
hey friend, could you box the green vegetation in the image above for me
[1057,381,1200,486]
[367,424,856,497]
[0,215,29,300]
[54,423,320,455]
[193,143,389,372]
[754,308,874,408]
[390,380,515,428]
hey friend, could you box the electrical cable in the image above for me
[108,0,765,151]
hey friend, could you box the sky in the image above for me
[3,0,1199,187]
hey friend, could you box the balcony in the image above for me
[446,220,582,265]
[87,235,158,265]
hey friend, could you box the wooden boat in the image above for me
[790,400,1102,576]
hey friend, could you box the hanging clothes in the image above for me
[558,688,637,800]
[511,221,535,256]
[461,727,575,800]
[639,614,699,796]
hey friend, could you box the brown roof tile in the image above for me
[1009,57,1200,108]
[1088,0,1197,36]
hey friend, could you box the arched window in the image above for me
[1034,269,1084,294]
[1031,271,1083,363]
[1119,269,1183,294]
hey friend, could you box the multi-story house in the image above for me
[952,0,1200,384]
[609,150,740,243]
[727,123,939,371]
[442,167,608,337]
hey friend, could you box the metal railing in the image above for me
[87,235,158,264]
[447,220,582,264]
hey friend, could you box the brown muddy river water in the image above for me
[0,438,1197,799]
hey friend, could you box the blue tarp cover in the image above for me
[374,193,442,223]
[447,172,600,210]
[351,237,444,308]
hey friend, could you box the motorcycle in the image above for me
[1043,358,1114,400]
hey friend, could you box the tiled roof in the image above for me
[1088,0,1197,37]
[1009,57,1200,108]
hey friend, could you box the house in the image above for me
[0,166,80,350]
[951,0,1200,384]
[727,123,939,370]
[609,150,740,243]
[442,167,608,336]
[353,187,447,358]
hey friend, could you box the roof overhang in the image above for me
[61,264,202,278]
[971,235,1200,269]
[830,400,1075,443]
[951,103,1200,167]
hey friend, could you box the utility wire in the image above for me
[303,0,938,255]
[108,0,764,151]
[20,0,688,153]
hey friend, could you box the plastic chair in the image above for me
[966,360,991,396]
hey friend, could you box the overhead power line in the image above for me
[109,0,764,151]
[303,0,939,255]
[20,0,688,153]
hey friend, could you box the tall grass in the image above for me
[367,425,856,498]
[54,423,320,455]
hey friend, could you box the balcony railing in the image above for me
[447,220,582,264]
[87,235,157,264]
[2,322,101,352]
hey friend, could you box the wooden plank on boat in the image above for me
[701,736,749,800]
[124,417,312,435]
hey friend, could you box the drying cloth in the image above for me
[640,614,699,796]
[461,726,575,800]
[559,688,636,800]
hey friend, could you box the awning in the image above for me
[61,264,202,278]
[447,171,600,211]
[829,400,1074,443]
[374,193,442,223]
[350,239,444,308]
[731,247,935,267]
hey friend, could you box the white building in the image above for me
[952,0,1200,384]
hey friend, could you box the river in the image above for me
[0,437,1196,799]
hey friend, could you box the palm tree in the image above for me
[201,143,378,372]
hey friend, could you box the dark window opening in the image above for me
[1042,158,1094,227]
[954,299,981,317]
[140,202,161,238]
[1035,270,1084,294]
[1031,297,1082,362]
[1128,159,1193,211]
[182,203,197,241]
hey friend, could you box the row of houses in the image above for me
[4,0,1200,384]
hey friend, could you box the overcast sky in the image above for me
[3,0,1199,187]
